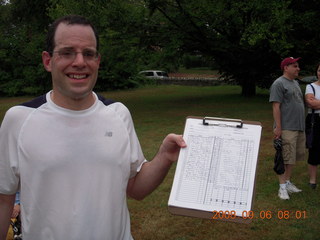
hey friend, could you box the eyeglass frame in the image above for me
[49,48,100,62]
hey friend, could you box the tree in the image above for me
[1,0,320,96]
[146,0,320,96]
[47,0,182,91]
[288,0,320,74]
[0,0,52,96]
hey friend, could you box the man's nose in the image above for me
[72,52,86,66]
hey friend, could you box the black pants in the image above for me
[306,113,320,166]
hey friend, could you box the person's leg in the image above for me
[308,164,317,189]
[281,131,302,195]
[307,115,320,189]
[285,164,302,193]
[307,134,319,189]
[284,164,293,181]
[278,173,289,199]
[309,164,317,183]
[277,131,294,200]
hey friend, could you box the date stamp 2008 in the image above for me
[212,210,307,220]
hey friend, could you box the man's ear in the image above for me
[42,51,52,72]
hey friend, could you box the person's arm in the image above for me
[272,102,282,139]
[0,194,15,240]
[305,93,320,109]
[126,134,186,200]
[11,204,21,218]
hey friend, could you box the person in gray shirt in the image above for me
[269,57,305,200]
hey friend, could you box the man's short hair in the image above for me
[46,15,99,55]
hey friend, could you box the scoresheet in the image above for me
[168,117,262,216]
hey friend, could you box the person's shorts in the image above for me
[281,130,305,165]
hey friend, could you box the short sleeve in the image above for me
[108,103,147,178]
[269,80,283,103]
[0,107,27,194]
[305,84,314,95]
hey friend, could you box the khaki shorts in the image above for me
[282,130,305,164]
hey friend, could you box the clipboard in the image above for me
[168,116,262,224]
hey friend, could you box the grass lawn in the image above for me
[2,85,319,240]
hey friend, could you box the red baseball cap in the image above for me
[280,57,301,70]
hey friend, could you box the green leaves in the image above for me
[1,0,320,96]
[145,0,320,96]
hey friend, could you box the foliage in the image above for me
[48,0,181,91]
[1,0,320,96]
[146,0,320,96]
[0,0,51,96]
[0,0,179,96]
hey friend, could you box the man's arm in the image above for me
[0,194,15,240]
[126,134,186,200]
[272,102,282,139]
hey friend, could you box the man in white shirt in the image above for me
[0,15,186,240]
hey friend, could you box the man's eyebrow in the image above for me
[57,47,74,51]
[57,47,96,51]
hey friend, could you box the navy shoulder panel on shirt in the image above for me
[20,94,114,108]
[97,94,115,106]
[20,94,47,108]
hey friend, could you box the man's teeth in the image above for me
[69,74,86,79]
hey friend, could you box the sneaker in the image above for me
[286,182,302,193]
[278,188,290,200]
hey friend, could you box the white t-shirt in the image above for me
[0,91,146,240]
[305,83,320,113]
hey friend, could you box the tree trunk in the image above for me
[241,80,256,97]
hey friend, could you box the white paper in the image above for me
[168,118,262,216]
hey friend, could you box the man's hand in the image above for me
[273,127,282,139]
[11,204,20,218]
[158,134,187,163]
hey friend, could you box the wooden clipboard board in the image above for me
[168,116,262,224]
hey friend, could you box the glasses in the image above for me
[51,49,99,62]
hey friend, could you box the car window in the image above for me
[156,71,168,77]
[141,72,154,76]
[139,70,168,78]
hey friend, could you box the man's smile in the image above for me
[67,74,88,80]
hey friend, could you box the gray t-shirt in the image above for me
[269,76,305,131]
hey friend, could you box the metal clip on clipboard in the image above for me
[202,116,243,128]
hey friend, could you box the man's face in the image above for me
[42,23,100,106]
[285,62,300,79]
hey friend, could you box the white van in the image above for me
[138,70,169,79]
